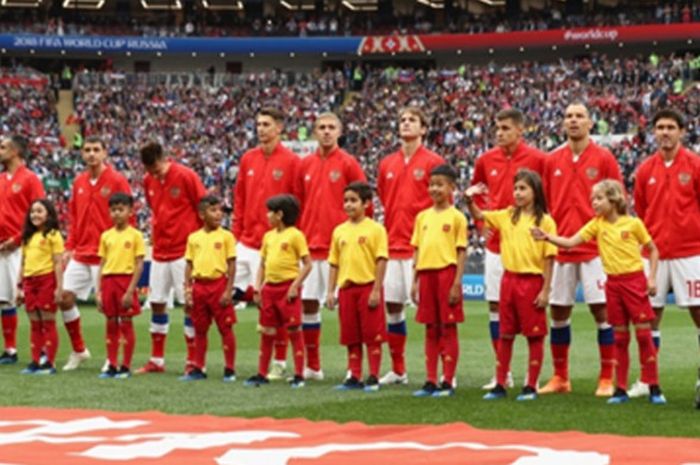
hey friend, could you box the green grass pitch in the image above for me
[1,301,699,437]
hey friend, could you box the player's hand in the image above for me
[61,250,73,268]
[410,282,419,305]
[534,290,549,308]
[16,287,24,307]
[368,288,380,309]
[530,227,547,241]
[219,289,232,307]
[448,282,462,306]
[252,289,261,306]
[464,183,488,200]
[121,292,132,310]
[325,292,336,310]
[287,284,299,302]
[95,292,103,313]
[647,278,657,297]
[0,239,17,253]
[53,287,62,305]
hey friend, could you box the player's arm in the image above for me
[52,250,64,305]
[289,255,312,302]
[645,240,659,297]
[464,183,487,221]
[95,258,105,313]
[535,256,554,308]
[232,160,246,239]
[369,257,387,309]
[531,229,584,249]
[184,260,194,308]
[221,256,236,307]
[122,256,143,310]
[449,247,466,306]
[410,249,419,305]
[326,264,338,310]
[15,254,25,307]
[63,185,77,264]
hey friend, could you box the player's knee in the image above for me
[634,322,651,330]
[550,305,572,321]
[386,302,403,314]
[287,325,300,333]
[59,291,75,309]
[150,302,167,314]
[613,325,628,333]
[260,325,276,336]
[501,333,515,340]
[302,300,319,313]
[41,311,56,321]
[488,301,499,313]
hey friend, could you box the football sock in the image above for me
[29,319,43,363]
[496,337,514,386]
[62,306,86,353]
[636,327,659,386]
[302,313,321,371]
[274,326,289,365]
[387,312,407,375]
[194,326,209,370]
[441,324,459,385]
[348,343,363,380]
[42,320,58,365]
[1,308,17,353]
[489,312,500,354]
[614,330,631,390]
[106,318,120,368]
[258,333,275,376]
[120,319,135,369]
[366,342,382,378]
[289,329,304,377]
[550,320,571,380]
[217,320,236,372]
[150,313,169,364]
[597,323,615,380]
[184,317,196,365]
[527,336,545,388]
[425,324,440,384]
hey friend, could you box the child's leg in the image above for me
[526,335,545,389]
[193,313,211,370]
[119,317,135,369]
[347,343,363,380]
[288,326,304,378]
[274,326,288,365]
[28,313,42,364]
[440,323,459,385]
[614,326,631,390]
[258,328,275,377]
[635,323,659,386]
[425,324,440,384]
[496,335,515,386]
[106,317,120,368]
[40,311,58,365]
[215,313,236,372]
[366,342,382,379]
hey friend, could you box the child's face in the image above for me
[513,179,534,207]
[343,190,367,220]
[591,189,613,216]
[428,175,453,204]
[267,209,283,228]
[109,204,131,226]
[29,202,48,228]
[201,204,223,228]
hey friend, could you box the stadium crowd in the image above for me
[1,3,698,38]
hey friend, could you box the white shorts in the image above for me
[63,259,100,302]
[644,255,700,308]
[484,249,504,303]
[149,258,186,305]
[234,242,260,291]
[301,259,330,302]
[0,249,21,304]
[384,259,413,305]
[549,257,606,306]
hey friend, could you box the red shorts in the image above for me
[499,271,547,337]
[23,273,57,313]
[605,271,655,326]
[192,277,236,331]
[101,274,141,318]
[415,265,464,325]
[260,281,302,328]
[337,282,387,346]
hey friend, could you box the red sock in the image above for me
[366,343,382,378]
[348,343,362,379]
[551,342,569,380]
[217,322,236,371]
[1,310,17,351]
[42,320,58,365]
[303,325,321,371]
[636,327,659,386]
[119,319,135,369]
[151,333,166,360]
[194,329,209,370]
[440,324,459,385]
[599,343,615,381]
[425,325,440,384]
[258,333,275,376]
[29,320,43,363]
[289,329,304,377]
[106,319,120,368]
[614,331,631,390]
[184,335,196,365]
[496,337,514,386]
[527,336,545,388]
[64,317,85,353]
[387,332,406,375]
[274,326,288,362]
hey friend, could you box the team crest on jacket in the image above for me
[620,231,630,240]
[329,170,341,182]
[413,169,425,180]
[442,224,451,232]
[281,242,289,251]
[100,186,111,197]
[679,172,691,185]
[358,236,367,244]
[11,183,21,193]
[214,242,223,250]
[585,167,599,180]
[170,187,181,198]
[39,239,47,246]
[124,241,132,249]
[272,169,284,180]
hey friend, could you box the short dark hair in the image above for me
[652,108,685,128]
[109,192,133,207]
[83,135,106,149]
[8,135,29,159]
[430,164,458,183]
[496,108,524,126]
[266,194,300,226]
[198,195,221,212]
[140,141,164,166]
[258,107,285,124]
[344,181,372,203]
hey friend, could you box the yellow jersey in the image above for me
[328,218,388,288]
[411,206,468,271]
[261,226,310,283]
[578,215,651,275]
[185,227,236,279]
[484,208,558,274]
[98,226,146,275]
[22,230,64,277]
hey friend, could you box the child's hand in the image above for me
[53,287,62,305]
[464,183,487,199]
[368,288,380,309]
[287,284,299,302]
[325,292,336,310]
[219,289,232,307]
[410,281,419,305]
[252,289,261,306]
[530,227,548,241]
[448,282,462,306]
[647,278,657,297]
[16,287,24,307]
[534,290,549,308]
[185,293,194,309]
[121,292,132,310]
[95,291,103,313]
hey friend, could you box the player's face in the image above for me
[144,159,167,178]
[0,138,17,164]
[563,104,593,141]
[314,117,341,150]
[81,142,107,169]
[590,189,612,216]
[109,204,131,227]
[495,118,522,149]
[202,204,223,229]
[266,209,283,228]
[256,115,283,144]
[653,118,683,152]
[399,112,426,141]
[343,190,366,220]
[428,175,453,204]
[513,179,534,207]
[29,202,48,229]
